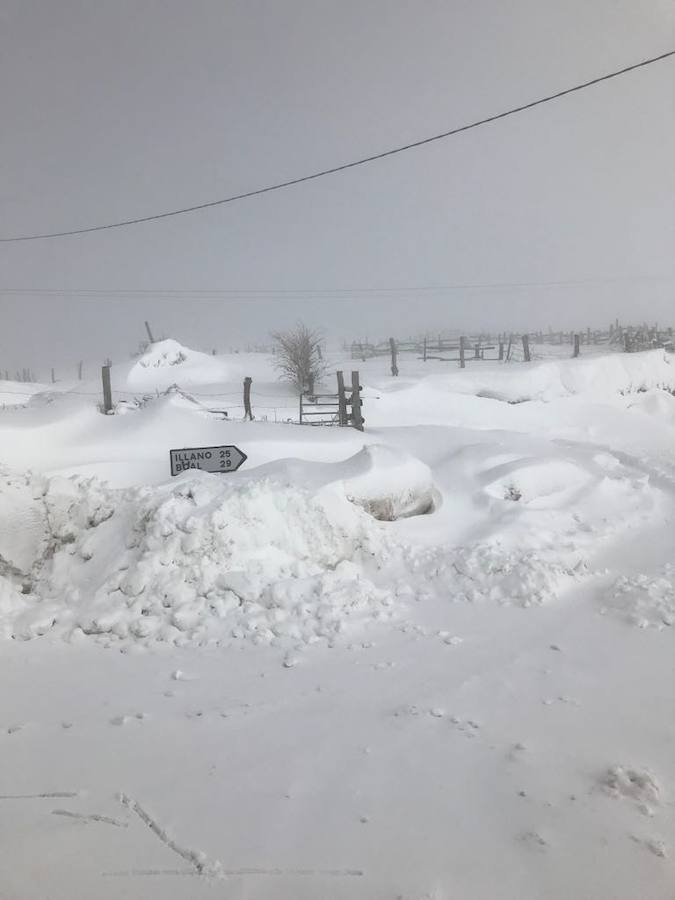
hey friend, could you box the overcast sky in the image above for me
[1,0,674,373]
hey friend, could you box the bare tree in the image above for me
[272,323,326,394]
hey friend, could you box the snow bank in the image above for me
[627,388,675,426]
[0,463,395,647]
[125,339,228,391]
[0,380,52,408]
[0,444,439,646]
[428,350,675,404]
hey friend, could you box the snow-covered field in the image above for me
[2,341,675,899]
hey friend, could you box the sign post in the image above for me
[169,445,247,476]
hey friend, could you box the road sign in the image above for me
[169,445,247,476]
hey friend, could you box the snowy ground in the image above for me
[1,341,675,898]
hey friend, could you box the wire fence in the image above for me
[0,384,302,420]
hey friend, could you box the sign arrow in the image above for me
[169,445,247,476]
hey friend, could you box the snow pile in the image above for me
[0,466,394,646]
[126,339,227,390]
[244,444,437,521]
[404,541,581,607]
[603,567,675,629]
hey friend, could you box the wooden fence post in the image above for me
[423,336,427,361]
[78,361,83,380]
[459,336,466,369]
[243,377,253,420]
[499,341,504,361]
[573,333,580,358]
[389,338,399,376]
[51,368,55,383]
[336,371,348,425]
[351,370,364,431]
[522,334,531,362]
[474,343,480,359]
[145,321,155,343]
[101,365,113,414]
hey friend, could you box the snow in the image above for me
[2,339,675,898]
[1,462,392,645]
[0,379,53,407]
[125,339,229,391]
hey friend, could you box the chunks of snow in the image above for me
[0,464,393,647]
[603,568,675,628]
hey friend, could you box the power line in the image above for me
[1,274,673,300]
[2,49,673,244]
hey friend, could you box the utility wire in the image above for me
[1,274,674,300]
[1,49,673,243]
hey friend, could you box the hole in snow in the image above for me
[352,487,440,522]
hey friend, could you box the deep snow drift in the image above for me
[2,343,675,900]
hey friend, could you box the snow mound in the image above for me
[245,444,437,521]
[126,339,227,390]
[403,542,581,607]
[0,467,393,646]
[603,567,675,629]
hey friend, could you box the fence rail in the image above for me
[350,322,674,368]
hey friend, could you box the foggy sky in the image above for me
[1,0,674,375]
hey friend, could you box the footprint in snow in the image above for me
[507,742,528,761]
[600,766,661,816]
[630,834,667,858]
[518,830,548,851]
[171,669,198,681]
[449,716,480,737]
[110,713,146,726]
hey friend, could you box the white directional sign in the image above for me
[170,445,247,476]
